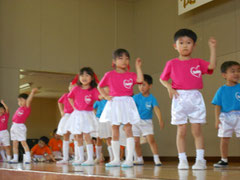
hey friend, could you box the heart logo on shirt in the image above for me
[123,79,133,89]
[145,102,152,110]
[235,92,240,101]
[190,65,202,78]
[1,117,5,123]
[17,110,24,116]
[85,95,92,104]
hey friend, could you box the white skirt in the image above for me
[99,96,140,125]
[57,113,71,136]
[68,110,98,134]
[91,118,112,139]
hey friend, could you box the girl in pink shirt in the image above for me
[56,82,75,164]
[67,67,99,166]
[98,48,143,168]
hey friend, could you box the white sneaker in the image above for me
[56,160,68,165]
[105,160,121,167]
[192,160,207,170]
[72,159,84,166]
[178,160,189,170]
[121,160,133,168]
[133,160,144,165]
[81,159,95,166]
[9,159,18,164]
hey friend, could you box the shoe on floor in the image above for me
[105,160,121,167]
[213,160,228,168]
[72,160,84,166]
[121,160,133,168]
[9,159,18,164]
[81,160,95,166]
[178,160,189,170]
[133,160,144,166]
[56,160,68,165]
[192,160,207,170]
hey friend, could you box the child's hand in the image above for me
[31,88,38,94]
[159,121,164,130]
[215,119,221,129]
[167,87,179,99]
[60,112,65,117]
[0,100,4,104]
[208,37,217,49]
[135,58,142,68]
[105,95,113,101]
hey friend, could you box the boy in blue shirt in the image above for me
[132,74,164,166]
[212,61,240,168]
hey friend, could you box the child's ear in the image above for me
[149,84,153,89]
[173,43,177,50]
[221,73,227,79]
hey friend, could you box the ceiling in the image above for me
[19,70,76,98]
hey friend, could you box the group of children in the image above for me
[0,28,239,171]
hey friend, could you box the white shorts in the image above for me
[100,96,140,125]
[57,113,71,136]
[218,111,240,137]
[0,130,10,146]
[68,110,98,134]
[132,119,154,137]
[171,90,206,125]
[91,118,112,139]
[10,123,27,141]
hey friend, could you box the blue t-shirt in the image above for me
[133,93,159,120]
[212,83,240,112]
[93,99,107,118]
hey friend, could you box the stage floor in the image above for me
[0,161,240,180]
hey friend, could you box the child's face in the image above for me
[38,140,46,148]
[138,81,151,94]
[54,133,61,140]
[113,54,130,70]
[174,36,195,57]
[18,98,27,107]
[223,65,240,84]
[79,72,92,86]
[0,107,5,116]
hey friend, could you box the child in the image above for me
[56,82,75,164]
[48,129,63,159]
[98,48,143,168]
[212,61,240,168]
[31,136,55,162]
[0,100,11,162]
[68,67,99,166]
[93,90,113,164]
[160,29,217,170]
[10,88,38,164]
[133,74,164,166]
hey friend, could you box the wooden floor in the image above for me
[0,161,240,180]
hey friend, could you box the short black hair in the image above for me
[39,136,49,144]
[0,103,5,110]
[144,74,153,85]
[221,61,240,73]
[18,93,29,99]
[174,28,197,43]
[113,48,130,60]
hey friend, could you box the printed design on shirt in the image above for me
[85,95,92,104]
[17,110,24,116]
[235,92,240,101]
[190,65,202,78]
[1,117,6,123]
[123,79,133,89]
[145,102,152,110]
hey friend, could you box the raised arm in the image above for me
[215,105,221,129]
[153,106,164,130]
[26,88,38,107]
[135,58,144,83]
[208,37,217,70]
[1,100,9,114]
[159,79,179,99]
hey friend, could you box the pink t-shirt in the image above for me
[160,58,213,90]
[58,93,74,114]
[98,70,137,96]
[68,86,99,111]
[0,113,9,131]
[12,106,31,124]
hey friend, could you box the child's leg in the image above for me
[81,133,94,165]
[220,137,230,161]
[123,123,135,166]
[107,125,120,165]
[62,132,70,161]
[21,141,31,162]
[76,134,84,162]
[12,140,19,161]
[146,135,161,165]
[95,137,102,161]
[106,137,113,161]
[3,146,11,161]
[191,123,204,160]
[0,147,6,161]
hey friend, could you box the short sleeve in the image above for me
[68,86,77,99]
[58,94,66,103]
[160,61,172,81]
[151,95,159,107]
[212,87,222,106]
[31,144,37,153]
[93,101,99,109]
[99,72,110,88]
[199,59,213,75]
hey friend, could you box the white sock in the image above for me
[86,144,94,161]
[107,146,113,161]
[74,141,78,161]
[178,152,187,161]
[133,150,138,161]
[111,141,120,162]
[96,146,102,159]
[221,158,228,163]
[0,150,6,160]
[153,154,161,164]
[63,141,69,161]
[78,146,84,161]
[7,155,11,161]
[196,149,204,161]
[126,137,135,162]
[137,156,143,162]
[13,154,18,161]
[25,151,30,158]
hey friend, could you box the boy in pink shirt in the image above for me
[10,88,38,164]
[160,29,217,170]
